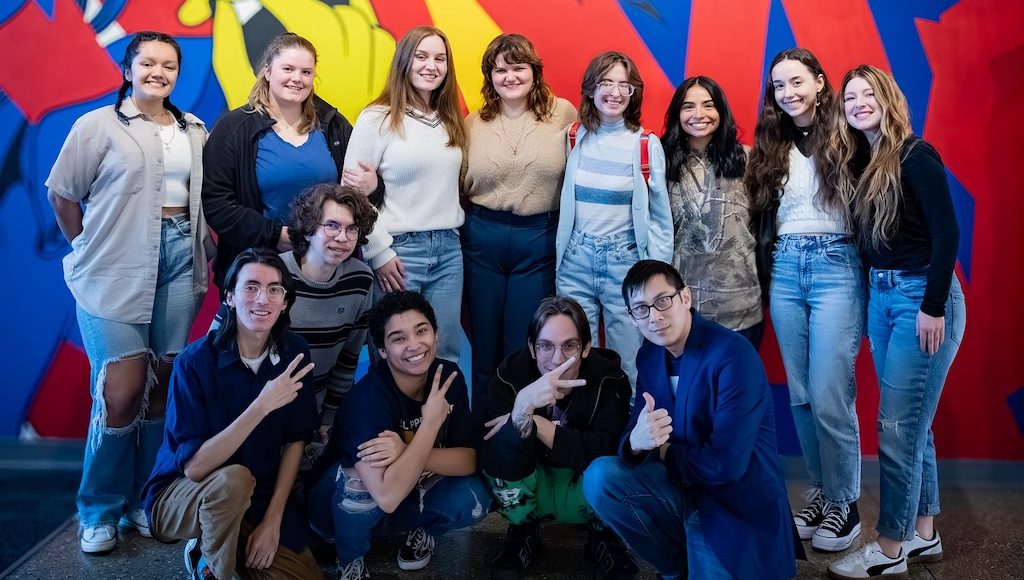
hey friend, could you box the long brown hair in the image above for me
[478,34,555,122]
[745,48,840,212]
[371,26,466,148]
[578,51,644,133]
[247,33,319,134]
[826,65,913,249]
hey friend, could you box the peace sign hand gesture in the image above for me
[255,354,315,416]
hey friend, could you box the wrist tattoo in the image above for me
[512,411,534,438]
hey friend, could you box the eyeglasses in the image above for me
[596,81,636,97]
[534,340,582,358]
[321,221,360,240]
[239,284,287,303]
[628,290,682,320]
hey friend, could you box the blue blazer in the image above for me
[620,311,796,579]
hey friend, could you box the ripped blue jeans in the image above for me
[75,215,195,529]
[309,462,489,566]
[868,269,966,541]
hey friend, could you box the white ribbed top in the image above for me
[776,145,849,235]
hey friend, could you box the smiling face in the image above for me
[126,40,179,104]
[305,200,357,268]
[843,75,882,141]
[379,309,438,383]
[628,274,692,356]
[771,58,824,127]
[226,263,286,335]
[264,46,315,108]
[408,34,448,106]
[490,52,534,109]
[678,84,720,146]
[593,62,630,124]
[529,314,591,381]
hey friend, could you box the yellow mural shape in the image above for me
[424,0,501,113]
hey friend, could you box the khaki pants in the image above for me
[151,465,322,579]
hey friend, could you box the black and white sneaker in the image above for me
[903,530,943,564]
[827,542,907,579]
[813,501,861,552]
[397,527,435,571]
[337,556,370,580]
[794,487,828,540]
[585,523,639,580]
[491,521,541,580]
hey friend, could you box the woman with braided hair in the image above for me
[46,31,212,554]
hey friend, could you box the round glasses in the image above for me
[239,284,287,303]
[596,81,636,97]
[321,221,360,240]
[627,290,681,320]
[534,340,582,359]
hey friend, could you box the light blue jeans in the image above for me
[556,229,643,391]
[309,463,489,565]
[868,269,965,541]
[76,216,195,529]
[392,229,464,364]
[770,234,865,504]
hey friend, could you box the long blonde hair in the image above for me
[826,65,913,248]
[371,26,466,148]
[247,33,319,134]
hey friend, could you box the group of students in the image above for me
[45,22,964,580]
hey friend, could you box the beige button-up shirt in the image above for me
[45,99,211,324]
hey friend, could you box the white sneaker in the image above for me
[80,524,117,553]
[904,530,943,564]
[827,541,908,580]
[120,508,152,538]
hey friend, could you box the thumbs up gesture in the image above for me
[628,392,672,452]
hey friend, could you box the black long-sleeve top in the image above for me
[865,137,959,317]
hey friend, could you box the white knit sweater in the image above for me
[776,145,849,235]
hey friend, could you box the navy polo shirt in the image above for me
[142,331,319,552]
[317,358,473,475]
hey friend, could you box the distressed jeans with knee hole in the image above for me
[869,269,965,541]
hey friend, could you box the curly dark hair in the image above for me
[478,34,555,122]
[578,51,644,133]
[662,76,746,182]
[368,291,438,349]
[288,183,378,260]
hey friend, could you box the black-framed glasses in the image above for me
[321,221,360,240]
[597,81,636,97]
[628,290,681,320]
[534,340,582,359]
[239,284,287,303]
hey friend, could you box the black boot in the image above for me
[586,522,639,580]
[492,521,541,580]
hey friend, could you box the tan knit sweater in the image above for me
[463,97,577,216]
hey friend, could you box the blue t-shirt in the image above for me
[256,128,338,223]
[322,358,473,471]
[142,331,319,552]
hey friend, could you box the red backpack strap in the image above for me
[639,130,655,187]
[569,121,581,150]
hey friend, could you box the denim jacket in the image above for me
[555,123,673,269]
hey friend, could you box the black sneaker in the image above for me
[794,487,828,540]
[337,556,370,580]
[813,501,861,552]
[492,521,541,580]
[397,527,435,571]
[586,523,639,580]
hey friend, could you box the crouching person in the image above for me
[481,296,637,579]
[583,260,796,579]
[308,291,488,579]
[141,248,322,580]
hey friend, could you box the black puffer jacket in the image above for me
[481,347,632,480]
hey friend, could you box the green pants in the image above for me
[485,465,593,525]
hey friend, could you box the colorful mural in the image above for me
[1,0,1021,459]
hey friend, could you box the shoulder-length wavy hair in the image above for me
[662,76,746,182]
[478,34,555,122]
[578,51,644,133]
[288,183,378,259]
[371,26,466,148]
[825,65,913,249]
[216,247,296,351]
[247,33,319,134]
[745,48,840,212]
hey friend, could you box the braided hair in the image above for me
[115,31,187,130]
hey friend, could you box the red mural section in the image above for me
[0,0,1021,460]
